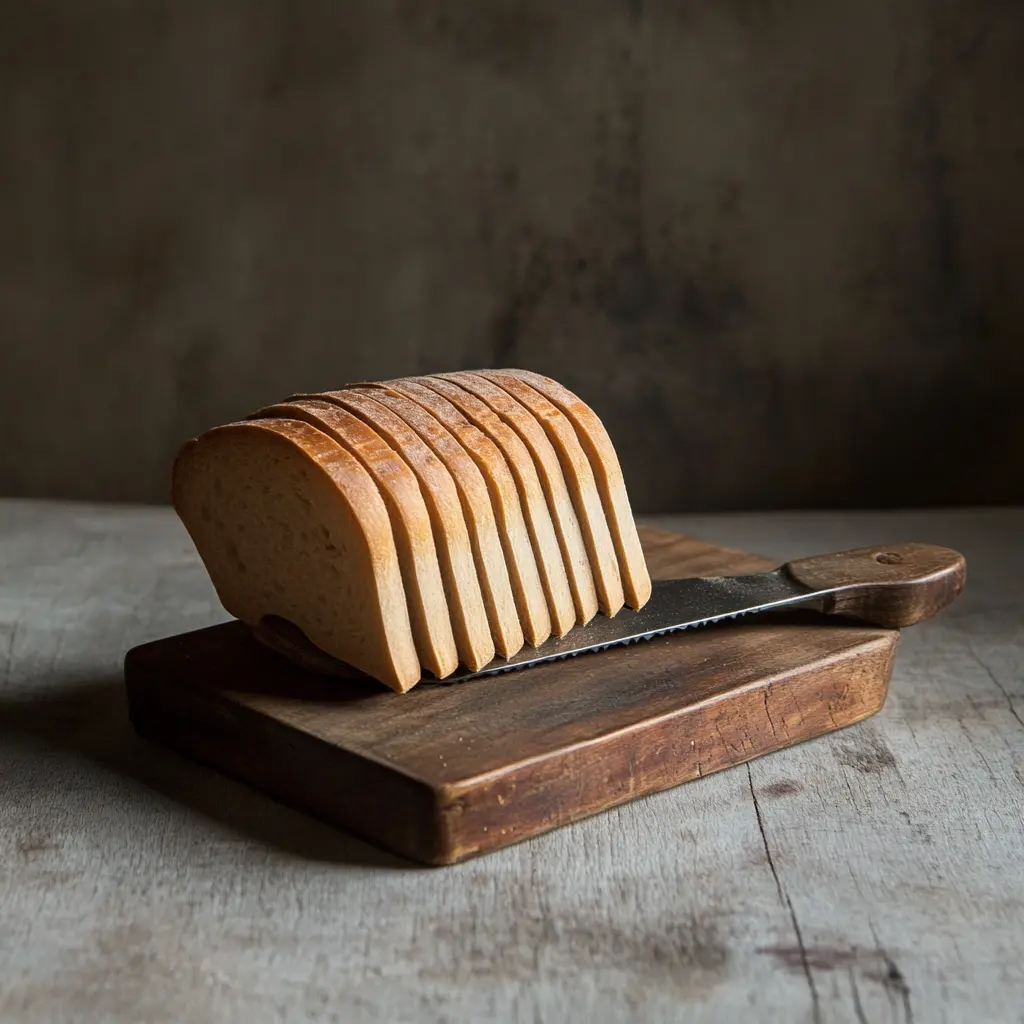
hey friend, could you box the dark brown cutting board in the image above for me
[124,526,897,864]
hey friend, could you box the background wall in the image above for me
[2,0,1022,511]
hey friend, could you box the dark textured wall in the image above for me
[2,1,1022,511]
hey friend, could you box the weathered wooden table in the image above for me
[1,501,1021,1023]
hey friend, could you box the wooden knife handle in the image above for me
[784,542,967,628]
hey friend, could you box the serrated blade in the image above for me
[442,569,822,683]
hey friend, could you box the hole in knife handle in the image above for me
[784,542,966,629]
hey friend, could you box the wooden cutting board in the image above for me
[124,526,897,864]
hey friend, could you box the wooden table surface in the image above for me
[1,501,1021,1024]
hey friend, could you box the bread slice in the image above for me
[255,399,459,679]
[497,370,652,610]
[373,377,552,646]
[172,418,421,692]
[416,375,577,638]
[469,371,625,617]
[346,387,524,659]
[436,372,600,626]
[306,389,495,672]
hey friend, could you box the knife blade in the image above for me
[253,541,966,686]
[442,541,966,683]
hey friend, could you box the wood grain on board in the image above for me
[125,526,898,864]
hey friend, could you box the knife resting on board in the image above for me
[254,542,966,684]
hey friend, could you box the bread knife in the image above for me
[441,542,966,682]
[254,542,965,685]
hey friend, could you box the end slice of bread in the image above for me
[255,399,459,679]
[172,417,420,692]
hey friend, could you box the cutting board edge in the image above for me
[434,628,898,795]
[125,661,449,864]
[430,631,898,864]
